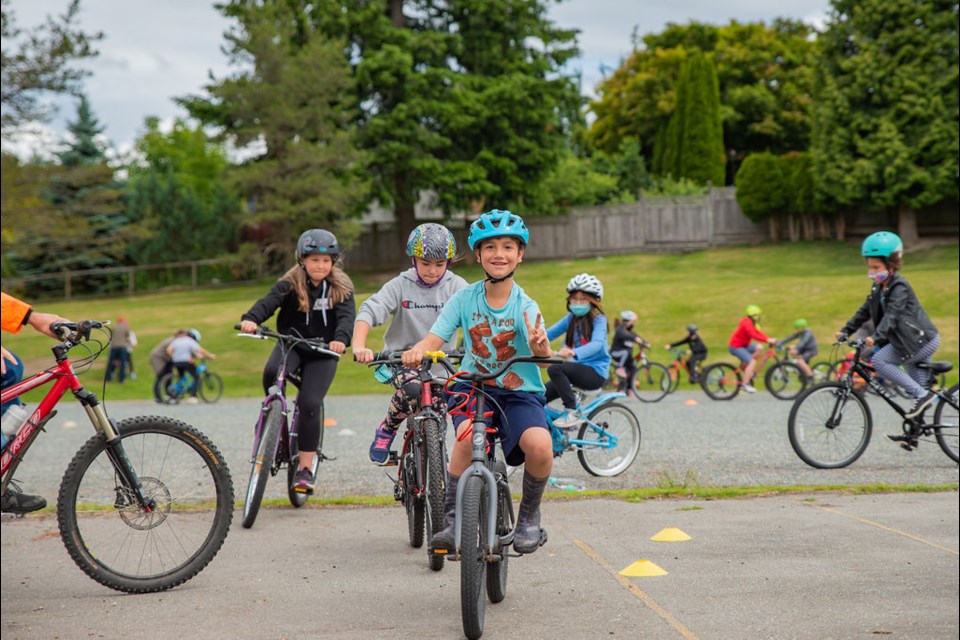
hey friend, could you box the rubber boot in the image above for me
[429,474,459,554]
[513,471,548,554]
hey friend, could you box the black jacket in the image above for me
[668,333,707,355]
[841,273,937,361]
[242,278,356,358]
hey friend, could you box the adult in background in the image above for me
[105,315,134,383]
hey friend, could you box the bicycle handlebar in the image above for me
[51,320,105,345]
[233,324,341,360]
[364,349,465,374]
[366,351,561,383]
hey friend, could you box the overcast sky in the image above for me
[3,0,830,159]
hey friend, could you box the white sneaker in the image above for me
[813,371,826,381]
[553,410,582,429]
[742,383,757,394]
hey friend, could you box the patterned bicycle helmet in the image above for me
[567,273,603,300]
[407,223,457,260]
[745,304,762,317]
[297,229,340,260]
[621,310,638,322]
[861,231,902,258]
[687,323,699,333]
[188,328,202,342]
[467,209,530,249]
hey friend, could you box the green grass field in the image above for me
[7,240,958,401]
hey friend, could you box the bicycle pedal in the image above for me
[380,451,399,467]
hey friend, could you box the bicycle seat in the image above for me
[917,361,952,374]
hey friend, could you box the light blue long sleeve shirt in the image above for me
[546,313,611,379]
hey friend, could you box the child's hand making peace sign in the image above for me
[524,311,552,358]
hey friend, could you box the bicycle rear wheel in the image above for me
[288,406,324,508]
[199,372,224,403]
[701,363,741,400]
[57,416,233,593]
[788,382,872,469]
[765,362,807,400]
[811,361,836,381]
[242,399,283,528]
[423,417,447,571]
[933,384,959,463]
[632,363,670,403]
[158,372,183,404]
[486,461,510,603]
[577,402,641,477]
[460,474,487,640]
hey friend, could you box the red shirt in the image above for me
[728,316,769,348]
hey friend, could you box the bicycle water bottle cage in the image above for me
[373,364,394,384]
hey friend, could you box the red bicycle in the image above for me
[1,321,234,593]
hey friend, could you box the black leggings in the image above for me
[545,362,605,410]
[262,345,337,452]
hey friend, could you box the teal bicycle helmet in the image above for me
[467,209,529,250]
[861,231,902,258]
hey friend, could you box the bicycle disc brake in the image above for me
[115,477,171,530]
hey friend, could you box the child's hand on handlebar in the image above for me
[329,341,346,354]
[353,346,374,363]
[239,320,259,334]
[402,346,425,368]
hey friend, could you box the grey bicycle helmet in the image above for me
[297,229,340,260]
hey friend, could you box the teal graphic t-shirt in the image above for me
[430,281,546,394]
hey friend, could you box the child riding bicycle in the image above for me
[610,310,648,395]
[728,305,778,393]
[544,274,611,426]
[778,318,819,381]
[239,229,356,495]
[352,223,468,464]
[837,231,940,441]
[402,209,554,555]
[665,323,708,384]
[166,328,217,401]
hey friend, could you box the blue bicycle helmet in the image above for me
[467,209,530,250]
[861,231,902,258]
[407,223,457,260]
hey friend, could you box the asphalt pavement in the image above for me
[2,392,958,639]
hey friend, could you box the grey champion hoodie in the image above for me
[357,267,468,352]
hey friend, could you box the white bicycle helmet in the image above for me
[620,310,638,322]
[566,273,603,300]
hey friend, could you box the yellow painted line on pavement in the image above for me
[804,502,959,555]
[574,539,699,640]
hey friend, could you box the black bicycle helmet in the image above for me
[297,229,340,261]
[687,324,698,333]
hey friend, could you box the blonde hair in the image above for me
[280,263,354,312]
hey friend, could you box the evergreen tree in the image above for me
[56,94,105,166]
[735,151,786,223]
[812,0,959,244]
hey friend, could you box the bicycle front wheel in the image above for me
[158,372,182,404]
[765,362,807,400]
[933,384,959,463]
[288,405,323,508]
[632,363,670,403]
[57,416,233,593]
[460,474,487,640]
[701,362,741,400]
[486,461,510,603]
[788,382,872,469]
[199,372,224,403]
[577,402,641,477]
[242,399,283,528]
[423,417,447,571]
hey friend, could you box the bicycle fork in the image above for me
[79,389,157,512]
[454,461,503,563]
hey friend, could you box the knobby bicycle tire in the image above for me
[787,382,872,469]
[242,399,283,528]
[701,362,740,400]
[934,383,959,463]
[199,372,224,403]
[56,415,233,594]
[288,405,323,508]
[765,362,807,401]
[486,460,510,603]
[460,474,487,640]
[403,417,426,549]
[632,362,671,403]
[577,402,641,477]
[423,417,447,571]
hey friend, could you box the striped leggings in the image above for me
[871,334,941,399]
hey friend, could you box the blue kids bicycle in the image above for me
[545,388,641,476]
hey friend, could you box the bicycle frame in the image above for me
[1,328,154,511]
[545,390,627,452]
[396,370,446,501]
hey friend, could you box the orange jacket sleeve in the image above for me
[1,291,32,334]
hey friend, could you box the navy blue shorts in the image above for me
[447,383,548,467]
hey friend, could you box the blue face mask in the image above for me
[569,304,592,317]
[868,270,889,283]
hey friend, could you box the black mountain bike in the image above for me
[788,337,958,468]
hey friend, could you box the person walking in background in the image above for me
[105,315,134,383]
[150,329,185,403]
